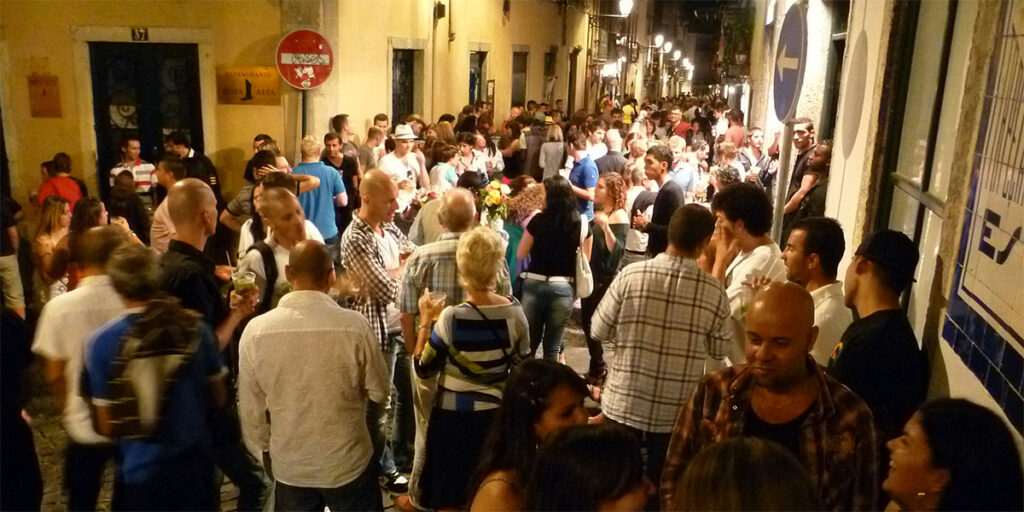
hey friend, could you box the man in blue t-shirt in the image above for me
[567,131,599,220]
[292,135,348,263]
[83,244,227,511]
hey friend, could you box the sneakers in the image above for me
[380,471,409,493]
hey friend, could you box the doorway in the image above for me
[393,49,416,124]
[511,52,528,106]
[568,48,580,113]
[469,51,488,105]
[88,42,203,198]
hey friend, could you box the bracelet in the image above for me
[418,324,431,331]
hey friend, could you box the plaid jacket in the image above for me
[339,215,415,346]
[660,360,879,511]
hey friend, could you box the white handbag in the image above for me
[575,214,594,298]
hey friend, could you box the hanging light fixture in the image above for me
[618,0,634,16]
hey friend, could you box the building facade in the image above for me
[745,0,1023,434]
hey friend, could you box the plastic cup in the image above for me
[429,291,447,320]
[232,271,257,294]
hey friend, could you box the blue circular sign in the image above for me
[773,3,808,122]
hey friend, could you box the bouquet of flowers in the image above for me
[401,188,439,222]
[477,180,511,227]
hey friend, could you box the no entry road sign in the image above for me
[276,29,333,90]
[773,3,808,122]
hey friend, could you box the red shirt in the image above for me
[37,176,83,211]
[672,121,693,138]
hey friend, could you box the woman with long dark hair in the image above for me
[523,423,651,511]
[883,399,1022,511]
[467,359,589,511]
[52,197,139,291]
[517,175,582,361]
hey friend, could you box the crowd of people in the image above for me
[1,94,1021,512]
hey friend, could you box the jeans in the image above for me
[64,441,115,511]
[580,277,612,374]
[606,418,670,512]
[521,278,575,360]
[274,462,383,511]
[323,234,341,270]
[366,333,413,478]
[113,447,218,511]
[213,437,273,511]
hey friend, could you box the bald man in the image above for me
[661,282,880,511]
[396,188,512,510]
[239,240,389,511]
[338,168,417,491]
[595,128,627,175]
[158,178,272,509]
[237,187,308,311]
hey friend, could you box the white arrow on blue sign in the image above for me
[773,3,808,122]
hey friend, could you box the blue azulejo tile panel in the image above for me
[941,0,1023,434]
[1000,391,1023,433]
[1000,348,1023,390]
[984,369,1007,404]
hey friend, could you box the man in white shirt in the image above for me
[149,155,185,253]
[378,124,429,192]
[237,187,310,311]
[239,240,390,511]
[585,119,608,160]
[31,226,128,510]
[708,183,787,363]
[782,217,853,365]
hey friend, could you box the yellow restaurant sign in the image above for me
[216,67,281,105]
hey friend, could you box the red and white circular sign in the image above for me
[276,29,333,90]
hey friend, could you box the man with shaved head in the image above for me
[32,226,128,510]
[661,282,879,511]
[158,178,271,510]
[237,187,308,311]
[339,168,417,492]
[395,188,512,509]
[239,240,389,510]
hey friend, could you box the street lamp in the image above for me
[672,50,681,60]
[654,34,664,48]
[663,41,673,53]
[619,0,634,16]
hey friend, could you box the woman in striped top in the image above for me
[414,227,529,510]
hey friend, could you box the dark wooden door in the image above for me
[89,42,203,198]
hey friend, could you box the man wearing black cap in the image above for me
[830,229,928,441]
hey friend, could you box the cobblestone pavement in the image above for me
[24,316,591,511]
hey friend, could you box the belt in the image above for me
[521,272,573,283]
[625,249,646,255]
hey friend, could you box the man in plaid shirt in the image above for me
[591,204,733,505]
[660,282,879,511]
[339,169,417,492]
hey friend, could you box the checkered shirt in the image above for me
[338,215,415,346]
[591,253,733,433]
[397,232,512,316]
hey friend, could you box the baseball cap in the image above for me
[393,124,417,140]
[855,229,919,287]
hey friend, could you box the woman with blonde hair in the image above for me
[539,124,566,179]
[414,226,530,510]
[32,196,71,303]
[435,121,457,145]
